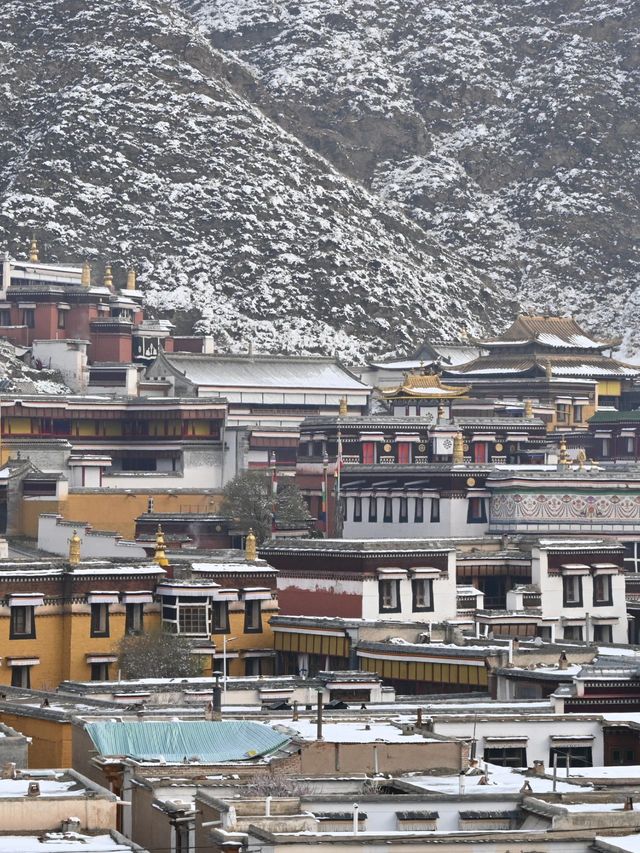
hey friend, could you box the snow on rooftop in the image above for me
[407,762,586,795]
[0,779,81,797]
[596,835,640,853]
[271,719,435,744]
[0,835,131,852]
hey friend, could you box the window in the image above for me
[467,497,487,524]
[412,578,434,612]
[484,747,527,768]
[383,497,393,523]
[399,497,408,523]
[353,497,362,522]
[593,574,613,606]
[473,442,487,463]
[430,498,440,523]
[573,405,584,424]
[10,606,35,639]
[362,442,375,465]
[593,624,613,643]
[549,746,592,768]
[612,749,636,765]
[563,625,583,641]
[175,824,190,853]
[0,309,11,326]
[90,603,110,637]
[91,662,110,681]
[125,603,144,635]
[379,579,400,613]
[211,601,229,633]
[602,438,611,457]
[414,498,424,523]
[57,309,66,329]
[624,542,640,573]
[244,600,263,633]
[563,575,583,607]
[245,657,262,677]
[178,605,208,636]
[397,442,411,464]
[368,497,377,522]
[556,403,570,424]
[11,665,30,688]
[22,308,35,328]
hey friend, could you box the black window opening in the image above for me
[353,497,362,522]
[430,498,440,523]
[244,600,263,633]
[593,624,613,643]
[412,578,434,612]
[23,308,35,328]
[484,747,527,768]
[379,579,401,613]
[467,496,487,524]
[57,309,67,329]
[91,662,110,681]
[593,574,613,606]
[90,603,110,637]
[368,497,377,522]
[563,625,583,641]
[0,309,11,326]
[612,749,637,765]
[563,575,583,607]
[211,601,230,633]
[11,665,31,688]
[125,603,144,635]
[383,497,393,523]
[414,498,424,523]
[10,606,35,639]
[549,746,592,768]
[399,497,408,523]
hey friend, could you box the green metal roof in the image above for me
[589,410,640,423]
[85,720,290,763]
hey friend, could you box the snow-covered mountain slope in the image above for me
[0,0,511,361]
[182,0,640,353]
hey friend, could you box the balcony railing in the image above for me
[342,455,360,464]
[379,456,396,464]
[414,455,430,464]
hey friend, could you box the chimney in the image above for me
[558,651,569,670]
[0,763,15,779]
[520,780,533,794]
[624,796,634,811]
[61,818,81,833]
[126,269,137,290]
[533,760,545,776]
[316,690,323,741]
[27,782,40,797]
[416,708,423,727]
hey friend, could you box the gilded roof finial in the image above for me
[103,263,114,290]
[524,399,533,419]
[437,403,445,424]
[126,268,136,290]
[154,524,169,568]
[545,360,553,381]
[577,448,586,470]
[81,261,91,288]
[68,530,81,566]
[28,237,39,263]
[558,437,570,467]
[245,528,257,562]
[339,397,348,416]
[453,431,464,465]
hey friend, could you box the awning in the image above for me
[411,567,442,577]
[241,588,273,601]
[86,654,118,664]
[7,657,39,666]
[121,592,154,604]
[377,567,408,578]
[86,592,120,604]
[8,594,44,608]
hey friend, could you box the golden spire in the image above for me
[437,403,446,423]
[103,263,114,290]
[154,525,169,568]
[245,528,257,562]
[28,238,39,263]
[339,397,348,416]
[524,399,534,418]
[68,530,81,566]
[81,261,91,287]
[453,432,464,465]
[545,360,553,381]
[126,268,136,290]
[558,437,570,467]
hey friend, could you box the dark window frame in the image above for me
[90,662,110,681]
[211,600,230,634]
[593,573,613,607]
[483,746,527,768]
[368,497,377,522]
[562,575,583,608]
[353,496,362,522]
[414,498,424,523]
[125,603,144,635]
[57,309,67,330]
[90,603,110,637]
[10,605,36,639]
[412,578,434,612]
[593,624,613,643]
[467,496,487,524]
[378,579,401,613]
[399,497,408,523]
[549,746,592,768]
[23,308,35,328]
[383,497,393,523]
[244,599,263,633]
[11,665,31,688]
[430,498,440,523]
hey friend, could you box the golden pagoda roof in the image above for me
[382,372,470,399]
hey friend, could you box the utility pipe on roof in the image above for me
[316,690,323,741]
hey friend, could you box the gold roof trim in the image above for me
[382,372,470,399]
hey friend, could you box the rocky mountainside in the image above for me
[182,0,640,355]
[0,0,512,361]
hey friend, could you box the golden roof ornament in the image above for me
[28,238,39,263]
[339,397,348,416]
[453,431,464,465]
[126,268,136,290]
[437,403,446,423]
[245,528,257,562]
[577,448,587,470]
[524,399,533,418]
[81,261,91,287]
[558,437,570,467]
[103,263,114,290]
[545,360,553,381]
[68,530,81,566]
[154,524,169,568]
